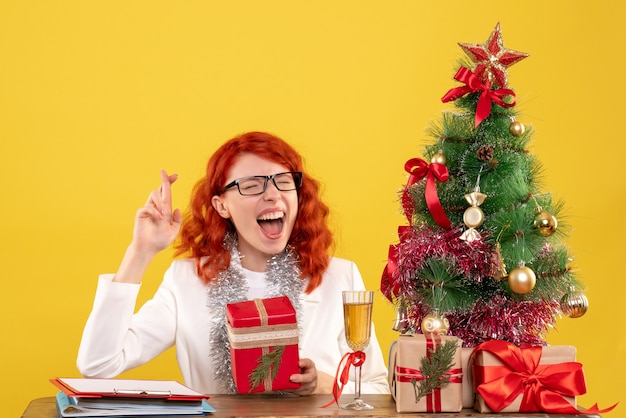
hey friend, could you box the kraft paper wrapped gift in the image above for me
[461,347,475,408]
[389,334,463,413]
[471,340,579,413]
[226,296,301,393]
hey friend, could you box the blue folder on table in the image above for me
[55,392,215,417]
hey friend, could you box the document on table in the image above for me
[50,378,215,417]
[51,377,207,400]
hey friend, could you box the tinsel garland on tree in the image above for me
[382,23,588,347]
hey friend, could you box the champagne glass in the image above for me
[341,290,374,410]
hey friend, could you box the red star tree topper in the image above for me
[458,22,529,88]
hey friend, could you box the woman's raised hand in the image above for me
[131,169,183,256]
[113,170,182,284]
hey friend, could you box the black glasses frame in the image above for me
[222,171,303,196]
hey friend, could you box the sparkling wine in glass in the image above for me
[342,290,374,410]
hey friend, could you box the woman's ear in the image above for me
[211,196,231,219]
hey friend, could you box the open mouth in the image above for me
[257,211,285,235]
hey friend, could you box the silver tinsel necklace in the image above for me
[207,235,304,393]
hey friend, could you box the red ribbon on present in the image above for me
[402,158,452,230]
[396,365,463,412]
[395,336,462,412]
[321,351,366,408]
[471,340,617,415]
[441,66,517,127]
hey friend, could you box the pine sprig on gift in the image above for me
[248,345,285,392]
[411,339,459,403]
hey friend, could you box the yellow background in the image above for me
[1,1,624,416]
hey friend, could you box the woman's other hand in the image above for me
[287,358,334,396]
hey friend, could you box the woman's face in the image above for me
[211,153,299,272]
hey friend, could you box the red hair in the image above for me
[174,131,334,293]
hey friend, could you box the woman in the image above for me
[77,131,389,396]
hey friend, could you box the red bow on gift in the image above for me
[471,340,617,415]
[402,158,452,230]
[441,66,516,127]
[321,351,366,408]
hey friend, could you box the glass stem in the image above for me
[354,365,362,400]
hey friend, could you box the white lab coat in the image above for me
[77,257,390,395]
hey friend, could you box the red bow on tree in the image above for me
[380,226,412,301]
[441,66,516,127]
[402,158,451,230]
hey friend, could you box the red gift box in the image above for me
[471,340,582,414]
[388,334,463,412]
[226,296,301,393]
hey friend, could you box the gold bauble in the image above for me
[463,206,485,228]
[534,210,558,236]
[431,152,446,165]
[560,290,589,318]
[507,266,536,294]
[509,121,525,136]
[421,312,450,336]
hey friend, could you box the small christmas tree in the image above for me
[381,23,589,347]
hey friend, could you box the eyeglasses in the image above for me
[222,172,303,196]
